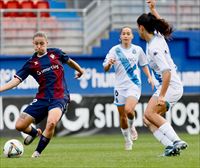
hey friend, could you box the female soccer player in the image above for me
[0,31,84,158]
[103,26,154,150]
[137,0,188,156]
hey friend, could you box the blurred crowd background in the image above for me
[0,0,199,136]
[0,0,199,55]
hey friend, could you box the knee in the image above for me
[127,112,134,119]
[46,121,56,131]
[144,111,153,122]
[124,108,134,119]
[15,120,25,131]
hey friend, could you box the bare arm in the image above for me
[0,78,21,92]
[104,64,111,72]
[160,70,171,97]
[142,66,154,90]
[104,59,115,72]
[157,70,171,106]
[67,58,84,78]
[146,0,161,19]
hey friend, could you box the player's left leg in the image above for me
[32,107,62,158]
[144,96,178,156]
[143,103,174,147]
[158,87,188,154]
[145,96,187,156]
[143,116,178,156]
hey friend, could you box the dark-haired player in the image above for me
[137,0,188,156]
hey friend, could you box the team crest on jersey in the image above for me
[34,61,38,65]
[50,54,55,59]
[132,49,136,54]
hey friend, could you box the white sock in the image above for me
[153,129,173,147]
[121,128,131,142]
[159,122,181,142]
[128,118,134,128]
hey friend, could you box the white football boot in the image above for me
[24,128,42,145]
[125,141,133,151]
[130,125,138,141]
[31,151,40,158]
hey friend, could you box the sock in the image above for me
[35,135,50,154]
[128,118,133,128]
[121,128,131,142]
[159,122,181,142]
[153,129,173,147]
[28,126,38,137]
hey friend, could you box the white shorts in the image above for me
[114,85,141,106]
[153,84,183,107]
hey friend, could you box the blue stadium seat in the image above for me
[48,0,78,18]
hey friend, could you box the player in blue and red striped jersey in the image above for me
[0,31,84,158]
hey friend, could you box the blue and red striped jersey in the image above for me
[14,48,70,101]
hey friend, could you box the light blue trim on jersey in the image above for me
[115,47,141,86]
[140,64,148,67]
[152,69,162,84]
[114,103,125,106]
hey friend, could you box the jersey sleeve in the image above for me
[14,61,30,82]
[103,47,115,67]
[56,48,69,63]
[138,47,148,66]
[151,48,171,72]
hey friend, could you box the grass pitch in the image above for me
[0,133,199,168]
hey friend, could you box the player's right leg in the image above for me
[114,89,133,150]
[15,112,34,132]
[24,128,42,145]
[15,112,41,145]
[16,99,47,146]
[118,106,133,150]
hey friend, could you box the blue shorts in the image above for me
[24,98,68,124]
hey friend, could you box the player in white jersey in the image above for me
[103,26,154,150]
[137,0,188,156]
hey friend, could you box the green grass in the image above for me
[0,133,199,168]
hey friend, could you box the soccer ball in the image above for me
[3,139,24,158]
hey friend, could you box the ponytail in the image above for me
[137,13,173,38]
[154,18,173,38]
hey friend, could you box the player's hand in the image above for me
[146,0,156,10]
[148,77,154,90]
[108,58,116,66]
[75,69,84,79]
[157,96,165,106]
